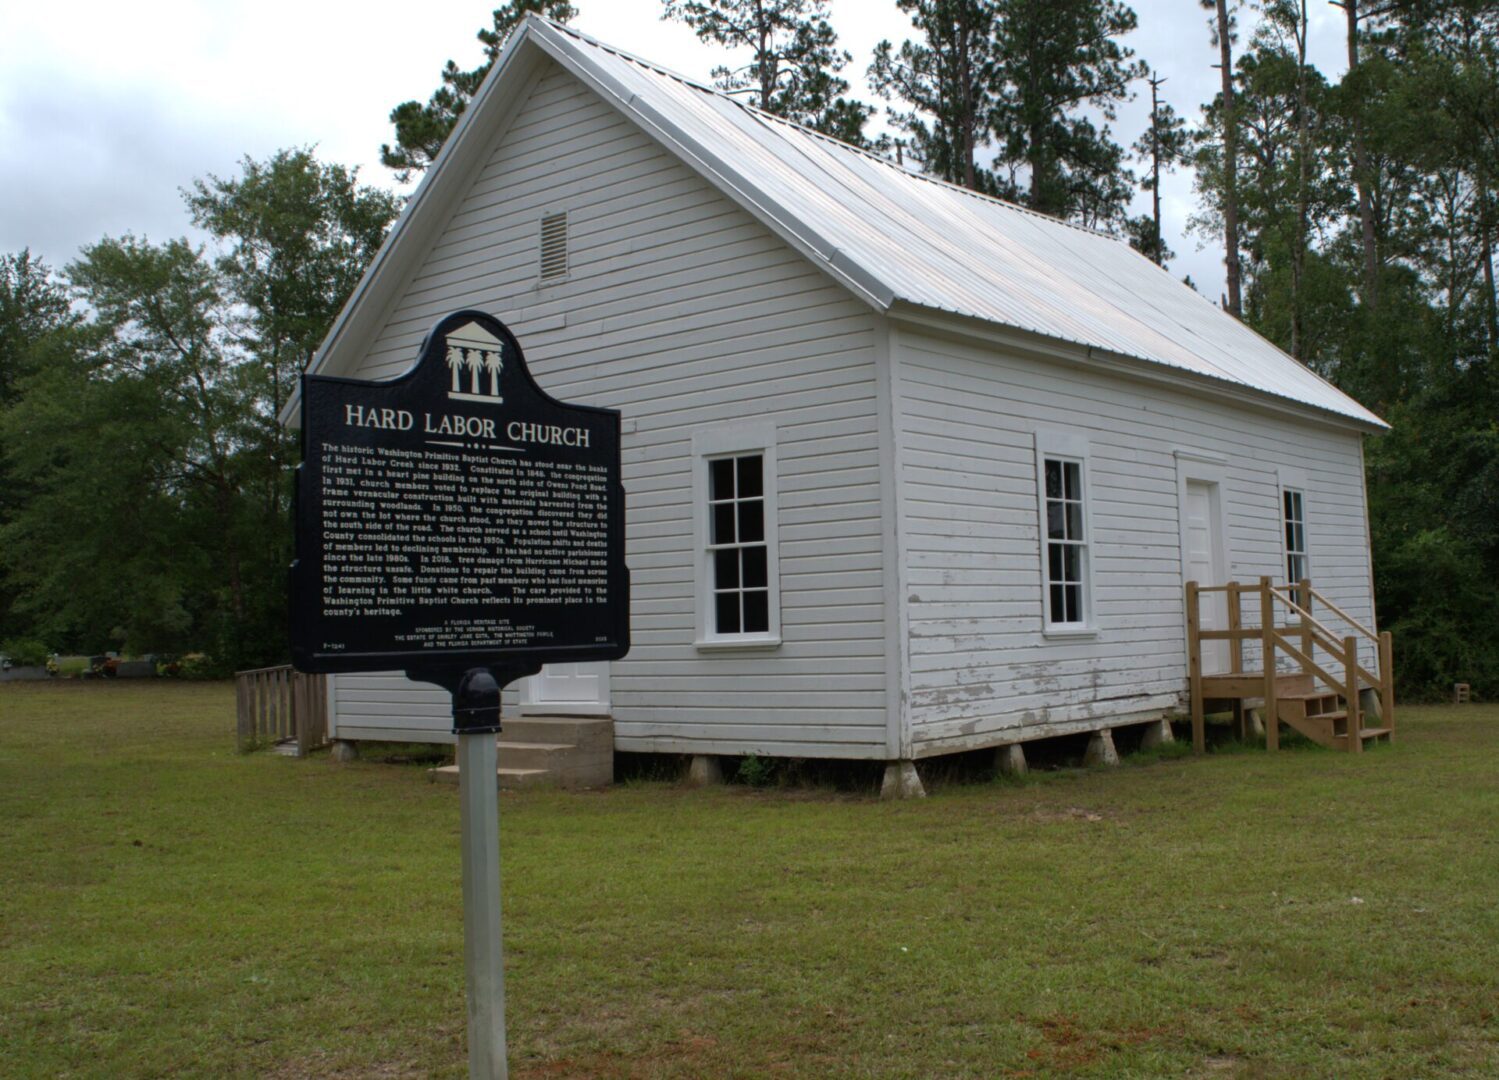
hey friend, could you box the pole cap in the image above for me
[452,667,503,734]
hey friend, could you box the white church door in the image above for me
[1184,478,1230,675]
[519,662,611,716]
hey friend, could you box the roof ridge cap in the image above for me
[534,16,720,95]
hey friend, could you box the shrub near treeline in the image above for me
[1,638,48,667]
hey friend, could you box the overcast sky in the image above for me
[1,0,1354,303]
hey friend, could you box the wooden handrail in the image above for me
[1269,630,1349,700]
[1306,584,1378,645]
[1265,586,1348,650]
[1267,587,1379,683]
[1284,616,1381,691]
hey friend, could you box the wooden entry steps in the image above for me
[1277,684,1392,748]
[1187,577,1394,754]
[1206,674,1394,751]
[429,715,613,790]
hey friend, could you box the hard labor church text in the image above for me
[291,310,629,674]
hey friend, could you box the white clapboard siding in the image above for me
[893,326,1376,755]
[329,672,450,743]
[330,59,888,757]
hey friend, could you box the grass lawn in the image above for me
[2,682,1496,1078]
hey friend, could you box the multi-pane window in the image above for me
[708,454,770,635]
[693,422,780,648]
[1043,457,1087,626]
[1283,489,1308,586]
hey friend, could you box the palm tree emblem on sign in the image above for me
[465,348,483,394]
[444,323,506,405]
[446,346,466,393]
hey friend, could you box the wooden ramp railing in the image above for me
[1186,577,1394,754]
[235,665,329,755]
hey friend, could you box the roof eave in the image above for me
[887,300,1390,436]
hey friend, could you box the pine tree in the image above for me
[1202,0,1244,317]
[1332,0,1381,309]
[869,0,1001,192]
[988,0,1145,227]
[1221,42,1340,369]
[1258,0,1315,359]
[0,251,73,639]
[1129,72,1190,265]
[0,251,70,410]
[664,0,873,145]
[381,2,579,182]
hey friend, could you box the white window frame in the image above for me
[692,420,781,650]
[1278,466,1311,589]
[1034,430,1097,637]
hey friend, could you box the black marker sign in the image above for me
[291,310,629,691]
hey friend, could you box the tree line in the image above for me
[2,0,1495,696]
[0,155,399,672]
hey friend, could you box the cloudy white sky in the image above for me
[1,0,1353,302]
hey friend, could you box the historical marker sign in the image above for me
[291,309,630,689]
[292,311,629,1079]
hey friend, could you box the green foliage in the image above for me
[1,637,49,666]
[0,255,217,657]
[664,0,874,145]
[871,0,1140,226]
[870,0,1003,192]
[1125,212,1175,264]
[0,250,70,410]
[186,148,400,416]
[174,652,226,680]
[0,251,73,640]
[1368,375,1499,699]
[381,1,579,181]
[987,0,1144,227]
[0,150,396,668]
[734,752,776,786]
[1129,74,1190,265]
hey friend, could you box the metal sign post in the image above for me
[460,726,506,1079]
[454,669,507,1080]
[290,310,630,1079]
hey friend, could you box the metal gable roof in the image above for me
[532,18,1385,430]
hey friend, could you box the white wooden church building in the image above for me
[289,16,1387,781]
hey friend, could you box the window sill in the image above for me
[1041,625,1099,640]
[694,635,782,652]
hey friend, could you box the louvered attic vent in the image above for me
[539,211,568,282]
